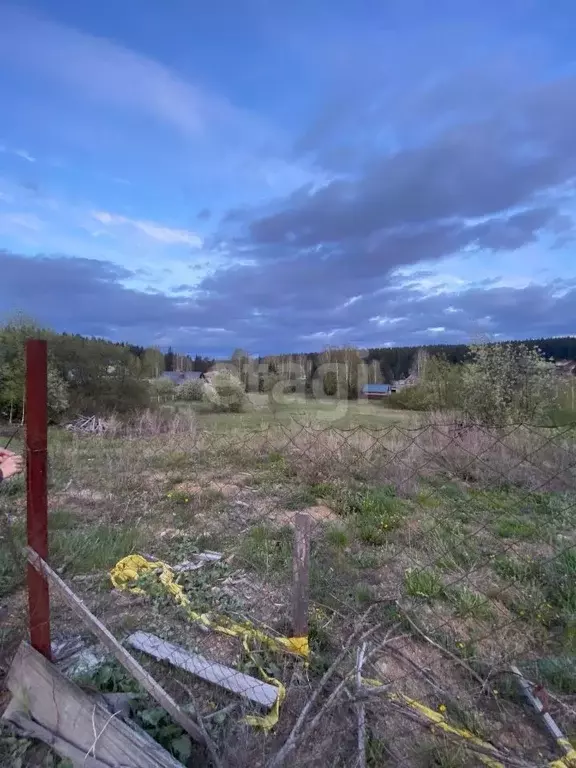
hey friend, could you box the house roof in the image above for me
[362,384,391,393]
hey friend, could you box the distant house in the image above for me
[160,371,205,384]
[362,384,392,399]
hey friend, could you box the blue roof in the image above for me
[362,384,391,393]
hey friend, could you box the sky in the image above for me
[1,0,576,356]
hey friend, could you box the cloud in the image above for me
[2,249,576,355]
[92,211,202,247]
[0,212,44,233]
[0,145,36,163]
[13,149,36,163]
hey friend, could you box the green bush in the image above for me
[461,342,557,425]
[176,379,204,401]
[206,371,247,413]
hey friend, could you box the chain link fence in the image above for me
[2,413,576,766]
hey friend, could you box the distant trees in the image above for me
[0,316,162,420]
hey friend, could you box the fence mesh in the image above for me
[2,415,576,766]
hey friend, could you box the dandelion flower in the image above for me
[438,704,447,714]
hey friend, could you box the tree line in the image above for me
[2,313,575,422]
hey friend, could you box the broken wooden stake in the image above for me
[2,642,184,768]
[292,513,311,639]
[127,631,279,709]
[26,546,205,745]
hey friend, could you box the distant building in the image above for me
[160,371,205,384]
[362,384,392,399]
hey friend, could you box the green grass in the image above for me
[238,524,293,577]
[341,487,406,545]
[50,524,143,575]
[325,524,350,548]
[404,568,444,600]
[494,516,539,539]
[447,586,494,620]
[176,393,413,430]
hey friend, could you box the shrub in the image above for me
[149,378,176,403]
[460,342,557,425]
[176,379,205,402]
[205,371,247,413]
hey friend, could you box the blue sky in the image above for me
[1,0,576,356]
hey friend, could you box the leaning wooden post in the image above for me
[26,339,51,660]
[292,513,311,639]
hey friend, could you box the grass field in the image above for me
[170,392,414,430]
[1,412,576,766]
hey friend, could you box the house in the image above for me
[160,371,205,384]
[362,384,392,399]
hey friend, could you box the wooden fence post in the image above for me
[292,513,311,639]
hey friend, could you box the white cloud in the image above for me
[14,149,36,163]
[0,145,36,163]
[92,211,202,247]
[0,7,321,199]
[0,212,44,232]
[0,6,265,142]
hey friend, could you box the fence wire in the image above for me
[2,416,576,767]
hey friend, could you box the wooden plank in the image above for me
[292,513,311,638]
[26,546,205,745]
[127,631,279,709]
[3,641,184,768]
[3,699,110,768]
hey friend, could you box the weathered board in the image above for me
[127,631,279,708]
[3,642,184,768]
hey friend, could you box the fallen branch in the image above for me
[266,613,381,768]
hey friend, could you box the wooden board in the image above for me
[127,631,279,709]
[3,641,184,768]
[26,546,204,745]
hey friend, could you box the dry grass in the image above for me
[1,414,576,766]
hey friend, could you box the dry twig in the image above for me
[355,642,367,768]
[174,680,224,768]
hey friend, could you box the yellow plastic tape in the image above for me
[110,555,308,730]
[390,694,505,768]
[551,739,576,767]
[361,678,575,768]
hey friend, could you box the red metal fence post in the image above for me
[26,339,51,659]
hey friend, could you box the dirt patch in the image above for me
[271,504,339,528]
[175,481,241,498]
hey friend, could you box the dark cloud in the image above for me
[246,76,576,261]
[2,249,576,356]
[197,208,212,221]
